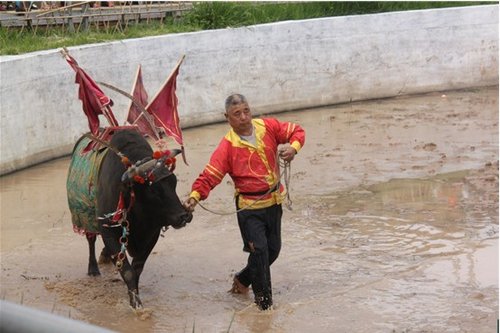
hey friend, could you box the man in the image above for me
[183,93,305,310]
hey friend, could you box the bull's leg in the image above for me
[86,233,100,276]
[119,259,143,309]
[101,233,142,309]
[131,258,145,292]
[98,246,113,264]
[131,230,161,292]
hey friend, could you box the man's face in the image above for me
[225,102,253,134]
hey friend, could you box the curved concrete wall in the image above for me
[0,5,498,175]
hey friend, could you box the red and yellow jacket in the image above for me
[189,118,305,209]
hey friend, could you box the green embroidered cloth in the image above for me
[67,137,109,234]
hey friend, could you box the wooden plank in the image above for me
[0,2,192,28]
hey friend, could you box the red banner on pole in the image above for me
[126,65,160,140]
[63,50,117,134]
[146,56,185,147]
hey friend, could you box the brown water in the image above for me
[1,86,498,332]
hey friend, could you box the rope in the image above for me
[196,153,293,215]
[281,158,293,210]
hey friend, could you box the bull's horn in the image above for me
[168,149,182,158]
[136,159,158,174]
[121,159,157,183]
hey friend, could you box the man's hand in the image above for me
[279,146,297,162]
[183,197,198,212]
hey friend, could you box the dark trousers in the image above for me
[235,203,282,298]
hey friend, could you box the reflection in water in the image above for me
[284,169,497,332]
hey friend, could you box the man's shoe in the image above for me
[228,276,249,294]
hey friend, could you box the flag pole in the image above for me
[102,105,118,127]
[97,80,159,139]
[125,65,141,125]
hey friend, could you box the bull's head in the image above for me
[120,148,181,184]
[120,149,192,229]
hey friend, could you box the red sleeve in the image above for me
[190,138,230,201]
[266,118,306,153]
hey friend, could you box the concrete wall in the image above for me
[0,5,498,175]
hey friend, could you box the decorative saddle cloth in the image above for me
[66,135,109,235]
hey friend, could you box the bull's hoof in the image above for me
[128,289,143,309]
[87,263,101,276]
[87,270,101,276]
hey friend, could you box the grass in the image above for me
[0,18,196,55]
[184,1,495,29]
[0,1,496,55]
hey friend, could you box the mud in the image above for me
[1,86,498,332]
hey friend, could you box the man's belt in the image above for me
[238,184,279,196]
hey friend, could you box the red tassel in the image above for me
[112,192,125,222]
[153,151,163,160]
[121,156,131,166]
[166,157,176,165]
[133,175,145,184]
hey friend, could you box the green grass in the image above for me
[0,1,496,55]
[0,18,197,55]
[184,1,495,29]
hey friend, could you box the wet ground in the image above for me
[1,86,498,332]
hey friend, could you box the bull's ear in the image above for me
[168,149,182,158]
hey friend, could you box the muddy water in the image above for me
[1,86,498,332]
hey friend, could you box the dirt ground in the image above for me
[1,86,498,332]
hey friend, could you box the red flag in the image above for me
[147,56,185,147]
[63,50,117,134]
[126,65,159,140]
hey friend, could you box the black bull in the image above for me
[66,129,192,309]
